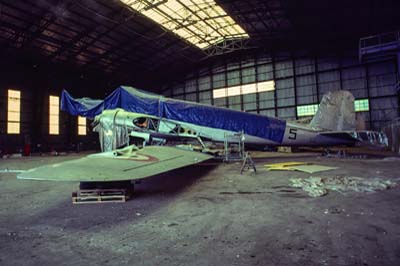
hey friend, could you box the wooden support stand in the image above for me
[72,188,132,204]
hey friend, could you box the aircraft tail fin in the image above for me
[309,90,356,131]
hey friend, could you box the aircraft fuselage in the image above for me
[94,109,358,147]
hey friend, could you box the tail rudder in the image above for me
[309,90,356,131]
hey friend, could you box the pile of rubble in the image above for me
[290,176,397,197]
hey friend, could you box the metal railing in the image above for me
[359,30,400,61]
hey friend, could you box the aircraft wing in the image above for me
[319,130,388,146]
[318,131,358,141]
[18,146,213,182]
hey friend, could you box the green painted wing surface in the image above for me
[17,146,213,182]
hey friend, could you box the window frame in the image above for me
[77,116,87,136]
[49,95,60,135]
[7,89,21,134]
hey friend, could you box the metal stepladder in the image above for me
[240,152,257,174]
[223,131,256,174]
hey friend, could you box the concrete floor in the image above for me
[1,151,400,266]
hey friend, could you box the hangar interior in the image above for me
[1,0,400,266]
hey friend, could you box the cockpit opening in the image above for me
[133,117,148,128]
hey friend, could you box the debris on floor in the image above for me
[383,157,400,161]
[290,176,397,197]
[290,176,329,197]
[265,162,338,173]
[277,146,292,153]
[265,162,310,168]
[289,165,338,174]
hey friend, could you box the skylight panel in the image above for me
[145,9,165,22]
[120,0,249,49]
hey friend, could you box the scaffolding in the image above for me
[382,118,400,154]
[223,131,256,174]
[223,131,245,162]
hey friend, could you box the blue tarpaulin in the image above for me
[61,86,286,143]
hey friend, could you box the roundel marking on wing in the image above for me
[128,153,159,162]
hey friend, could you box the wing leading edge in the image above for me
[17,146,213,182]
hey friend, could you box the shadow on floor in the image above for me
[23,163,217,231]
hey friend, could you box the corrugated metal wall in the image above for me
[161,51,399,130]
[0,63,108,153]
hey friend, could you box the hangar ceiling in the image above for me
[0,0,399,89]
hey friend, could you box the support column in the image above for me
[396,53,400,117]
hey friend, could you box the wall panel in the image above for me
[318,70,341,98]
[185,79,197,93]
[242,67,256,84]
[199,76,211,91]
[212,72,225,88]
[370,97,398,128]
[342,67,367,98]
[296,74,318,104]
[164,51,398,130]
[275,60,293,78]
[260,109,276,117]
[276,78,295,107]
[368,61,397,97]
[295,58,315,75]
[278,107,296,119]
[257,64,273,81]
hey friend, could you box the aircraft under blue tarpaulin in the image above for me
[18,87,388,182]
[61,86,287,144]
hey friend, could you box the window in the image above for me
[7,89,21,134]
[257,80,275,92]
[227,85,241,97]
[49,95,59,135]
[296,99,370,117]
[241,83,257,94]
[78,116,86,136]
[354,99,369,112]
[213,80,275,99]
[297,104,319,117]
[213,88,226,98]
